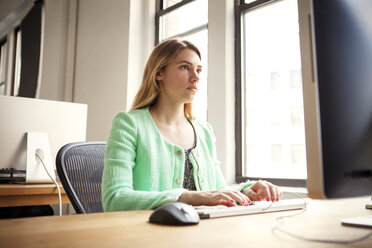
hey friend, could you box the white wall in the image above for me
[208,0,236,184]
[73,0,130,141]
[126,0,155,109]
[39,0,70,101]
[40,0,155,141]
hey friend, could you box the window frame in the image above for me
[155,0,207,44]
[234,0,306,187]
[0,37,7,94]
[11,26,21,96]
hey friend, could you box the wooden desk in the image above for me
[0,198,372,248]
[0,183,70,207]
[0,197,371,247]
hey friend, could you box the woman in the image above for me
[102,39,281,211]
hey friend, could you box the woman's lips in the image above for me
[188,86,198,92]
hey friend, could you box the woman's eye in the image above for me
[180,65,189,70]
[196,69,202,74]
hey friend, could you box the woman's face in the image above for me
[156,48,202,104]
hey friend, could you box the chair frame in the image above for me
[56,142,106,214]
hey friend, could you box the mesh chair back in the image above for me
[56,142,106,213]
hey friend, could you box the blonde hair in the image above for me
[130,39,201,119]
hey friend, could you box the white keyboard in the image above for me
[341,215,372,228]
[196,198,308,219]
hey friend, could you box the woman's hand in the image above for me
[178,190,252,207]
[242,180,282,202]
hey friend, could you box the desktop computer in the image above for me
[0,95,87,183]
[299,0,372,199]
[298,0,372,227]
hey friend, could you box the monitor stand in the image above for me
[26,132,55,183]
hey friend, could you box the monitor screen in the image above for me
[0,96,87,176]
[299,0,372,198]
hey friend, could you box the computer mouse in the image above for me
[149,202,200,226]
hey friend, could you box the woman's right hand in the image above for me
[178,190,252,207]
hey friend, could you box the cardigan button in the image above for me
[176,178,182,184]
[177,150,182,155]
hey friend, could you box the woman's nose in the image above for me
[191,70,200,82]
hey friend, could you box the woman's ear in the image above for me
[155,71,163,81]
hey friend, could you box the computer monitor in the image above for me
[298,0,372,199]
[0,95,87,182]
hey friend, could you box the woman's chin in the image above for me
[184,96,195,103]
[184,93,196,101]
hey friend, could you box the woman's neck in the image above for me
[150,100,186,125]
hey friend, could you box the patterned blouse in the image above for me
[183,121,197,191]
[183,147,196,190]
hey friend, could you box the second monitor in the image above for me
[0,95,87,183]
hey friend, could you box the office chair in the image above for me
[56,142,106,214]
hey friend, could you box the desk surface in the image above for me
[0,183,69,207]
[0,197,371,248]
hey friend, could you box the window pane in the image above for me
[13,30,22,96]
[291,144,305,164]
[159,0,207,41]
[271,144,283,163]
[290,69,302,88]
[0,41,6,95]
[242,0,306,179]
[163,0,183,9]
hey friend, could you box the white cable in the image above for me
[36,154,62,216]
[271,192,372,244]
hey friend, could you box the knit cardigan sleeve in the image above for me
[102,112,187,211]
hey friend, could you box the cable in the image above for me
[36,153,62,216]
[260,201,274,211]
[271,192,372,244]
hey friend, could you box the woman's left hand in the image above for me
[242,180,282,202]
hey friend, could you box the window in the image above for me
[12,28,22,96]
[156,0,208,121]
[235,0,306,186]
[0,39,7,95]
[0,0,42,98]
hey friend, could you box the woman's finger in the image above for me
[216,199,235,207]
[242,188,259,201]
[267,182,277,202]
[276,186,282,201]
[211,192,236,206]
[212,190,251,206]
[255,181,271,201]
[229,190,252,206]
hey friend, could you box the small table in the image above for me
[0,183,70,207]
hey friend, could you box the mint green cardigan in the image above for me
[102,108,252,211]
